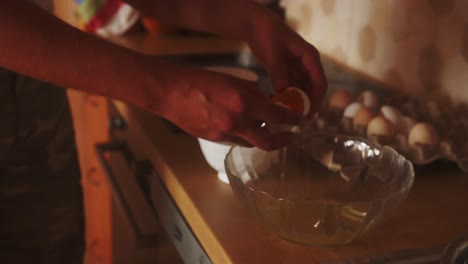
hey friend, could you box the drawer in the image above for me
[96,142,160,248]
[150,174,212,264]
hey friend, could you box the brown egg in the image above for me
[329,89,353,110]
[408,122,440,148]
[353,107,376,128]
[367,116,395,138]
[358,90,379,110]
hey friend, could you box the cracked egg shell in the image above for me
[367,116,395,138]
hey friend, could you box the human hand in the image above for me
[247,10,328,118]
[148,62,305,150]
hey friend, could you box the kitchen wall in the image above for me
[282,0,468,103]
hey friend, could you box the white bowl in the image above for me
[198,138,282,184]
[197,139,233,183]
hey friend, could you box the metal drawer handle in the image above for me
[174,224,183,242]
[96,142,160,248]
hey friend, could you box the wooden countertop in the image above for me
[113,100,468,264]
[110,34,468,263]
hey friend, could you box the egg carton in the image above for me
[308,89,468,173]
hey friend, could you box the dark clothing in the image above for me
[0,68,85,263]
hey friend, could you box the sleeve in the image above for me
[75,0,140,37]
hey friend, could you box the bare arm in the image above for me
[124,0,327,115]
[0,1,162,108]
[0,1,303,150]
[124,0,264,40]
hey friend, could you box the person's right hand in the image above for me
[142,62,305,151]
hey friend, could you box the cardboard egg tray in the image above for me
[308,90,468,172]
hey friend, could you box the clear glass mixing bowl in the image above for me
[225,132,415,246]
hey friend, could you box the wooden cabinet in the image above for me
[68,90,113,264]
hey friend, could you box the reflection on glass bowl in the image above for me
[224,132,415,246]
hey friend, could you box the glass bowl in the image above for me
[224,132,415,246]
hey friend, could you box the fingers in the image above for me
[230,102,301,150]
[265,47,327,118]
[200,130,253,148]
[256,102,306,126]
[263,43,290,93]
[239,124,294,151]
[207,125,291,151]
[199,59,312,151]
[206,118,293,151]
[304,47,327,91]
[302,47,328,115]
[230,82,304,149]
[218,136,254,148]
[221,76,305,128]
[286,35,328,116]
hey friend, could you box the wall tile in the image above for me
[321,0,336,15]
[283,0,468,103]
[462,25,468,63]
[435,16,465,58]
[428,0,455,17]
[442,56,468,102]
[454,0,468,23]
[419,44,443,92]
[358,25,377,63]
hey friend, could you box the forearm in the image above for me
[124,0,268,40]
[0,2,164,109]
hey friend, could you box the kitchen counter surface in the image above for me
[110,34,468,263]
[113,101,468,264]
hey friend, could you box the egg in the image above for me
[328,89,353,110]
[408,122,440,148]
[396,116,416,135]
[358,90,379,110]
[380,105,402,125]
[367,116,395,138]
[353,107,376,128]
[271,86,310,116]
[343,102,363,118]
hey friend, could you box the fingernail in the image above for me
[290,125,302,134]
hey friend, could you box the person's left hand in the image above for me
[246,10,328,118]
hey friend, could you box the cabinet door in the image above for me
[69,91,112,264]
[96,142,173,264]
